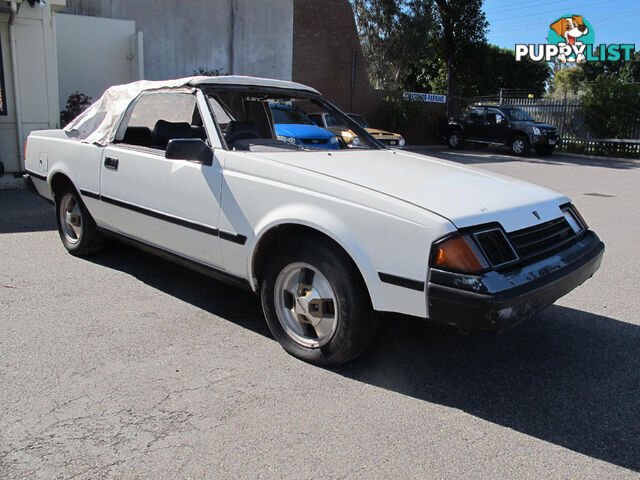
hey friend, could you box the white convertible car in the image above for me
[24,76,604,365]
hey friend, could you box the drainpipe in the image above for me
[8,1,25,170]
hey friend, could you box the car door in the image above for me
[484,108,511,143]
[99,89,225,268]
[465,107,486,141]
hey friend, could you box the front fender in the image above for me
[250,204,379,297]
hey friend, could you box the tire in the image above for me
[535,146,555,156]
[510,135,530,156]
[260,237,377,366]
[55,186,104,256]
[448,130,463,149]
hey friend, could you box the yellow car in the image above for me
[348,113,405,148]
[308,112,361,148]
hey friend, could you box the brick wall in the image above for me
[292,0,377,116]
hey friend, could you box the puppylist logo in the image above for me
[515,15,635,64]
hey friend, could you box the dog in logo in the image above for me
[550,15,589,63]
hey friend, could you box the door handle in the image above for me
[104,157,119,170]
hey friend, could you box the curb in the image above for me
[554,151,640,164]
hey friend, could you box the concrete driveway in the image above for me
[1,149,639,479]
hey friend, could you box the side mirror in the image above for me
[165,138,213,166]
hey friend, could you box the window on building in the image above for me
[0,39,7,116]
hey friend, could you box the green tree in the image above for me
[412,44,549,99]
[432,0,487,116]
[582,75,640,138]
[352,0,433,90]
[547,66,588,99]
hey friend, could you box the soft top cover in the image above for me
[64,76,320,146]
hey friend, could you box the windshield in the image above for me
[270,105,315,125]
[205,89,381,152]
[505,108,534,122]
[348,114,369,128]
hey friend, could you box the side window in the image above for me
[486,108,504,124]
[469,108,484,121]
[0,39,7,116]
[119,92,205,150]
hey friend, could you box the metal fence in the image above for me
[456,95,640,158]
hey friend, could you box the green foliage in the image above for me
[352,0,433,89]
[60,91,92,127]
[383,95,422,132]
[581,75,640,138]
[193,67,227,76]
[412,44,550,97]
[547,66,588,99]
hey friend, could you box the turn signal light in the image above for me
[433,235,489,273]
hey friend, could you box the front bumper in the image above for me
[427,230,604,332]
[531,132,560,147]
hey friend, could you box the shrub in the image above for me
[581,75,640,138]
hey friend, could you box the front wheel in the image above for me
[260,238,377,366]
[510,135,530,156]
[55,187,104,256]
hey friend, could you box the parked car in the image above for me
[447,105,560,155]
[308,112,362,148]
[347,113,405,148]
[23,76,604,366]
[269,103,339,150]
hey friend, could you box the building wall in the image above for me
[0,2,63,174]
[292,0,374,114]
[56,13,140,107]
[62,0,294,81]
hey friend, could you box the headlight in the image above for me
[399,138,405,147]
[277,135,297,145]
[351,136,360,146]
[329,136,339,145]
[532,126,541,136]
[432,234,489,273]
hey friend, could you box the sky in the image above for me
[483,0,640,51]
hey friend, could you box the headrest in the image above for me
[153,120,193,147]
[122,126,152,146]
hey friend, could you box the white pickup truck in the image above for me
[24,76,604,365]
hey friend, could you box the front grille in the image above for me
[541,128,558,139]
[508,217,576,261]
[380,139,400,146]
[300,138,328,145]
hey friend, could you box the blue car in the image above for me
[270,104,339,149]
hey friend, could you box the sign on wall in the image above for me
[403,92,446,104]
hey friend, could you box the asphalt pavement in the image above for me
[1,147,639,479]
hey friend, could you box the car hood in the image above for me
[252,149,568,232]
[366,128,401,138]
[275,124,334,139]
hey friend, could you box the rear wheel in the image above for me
[510,135,530,156]
[260,237,377,366]
[448,130,463,149]
[55,187,104,256]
